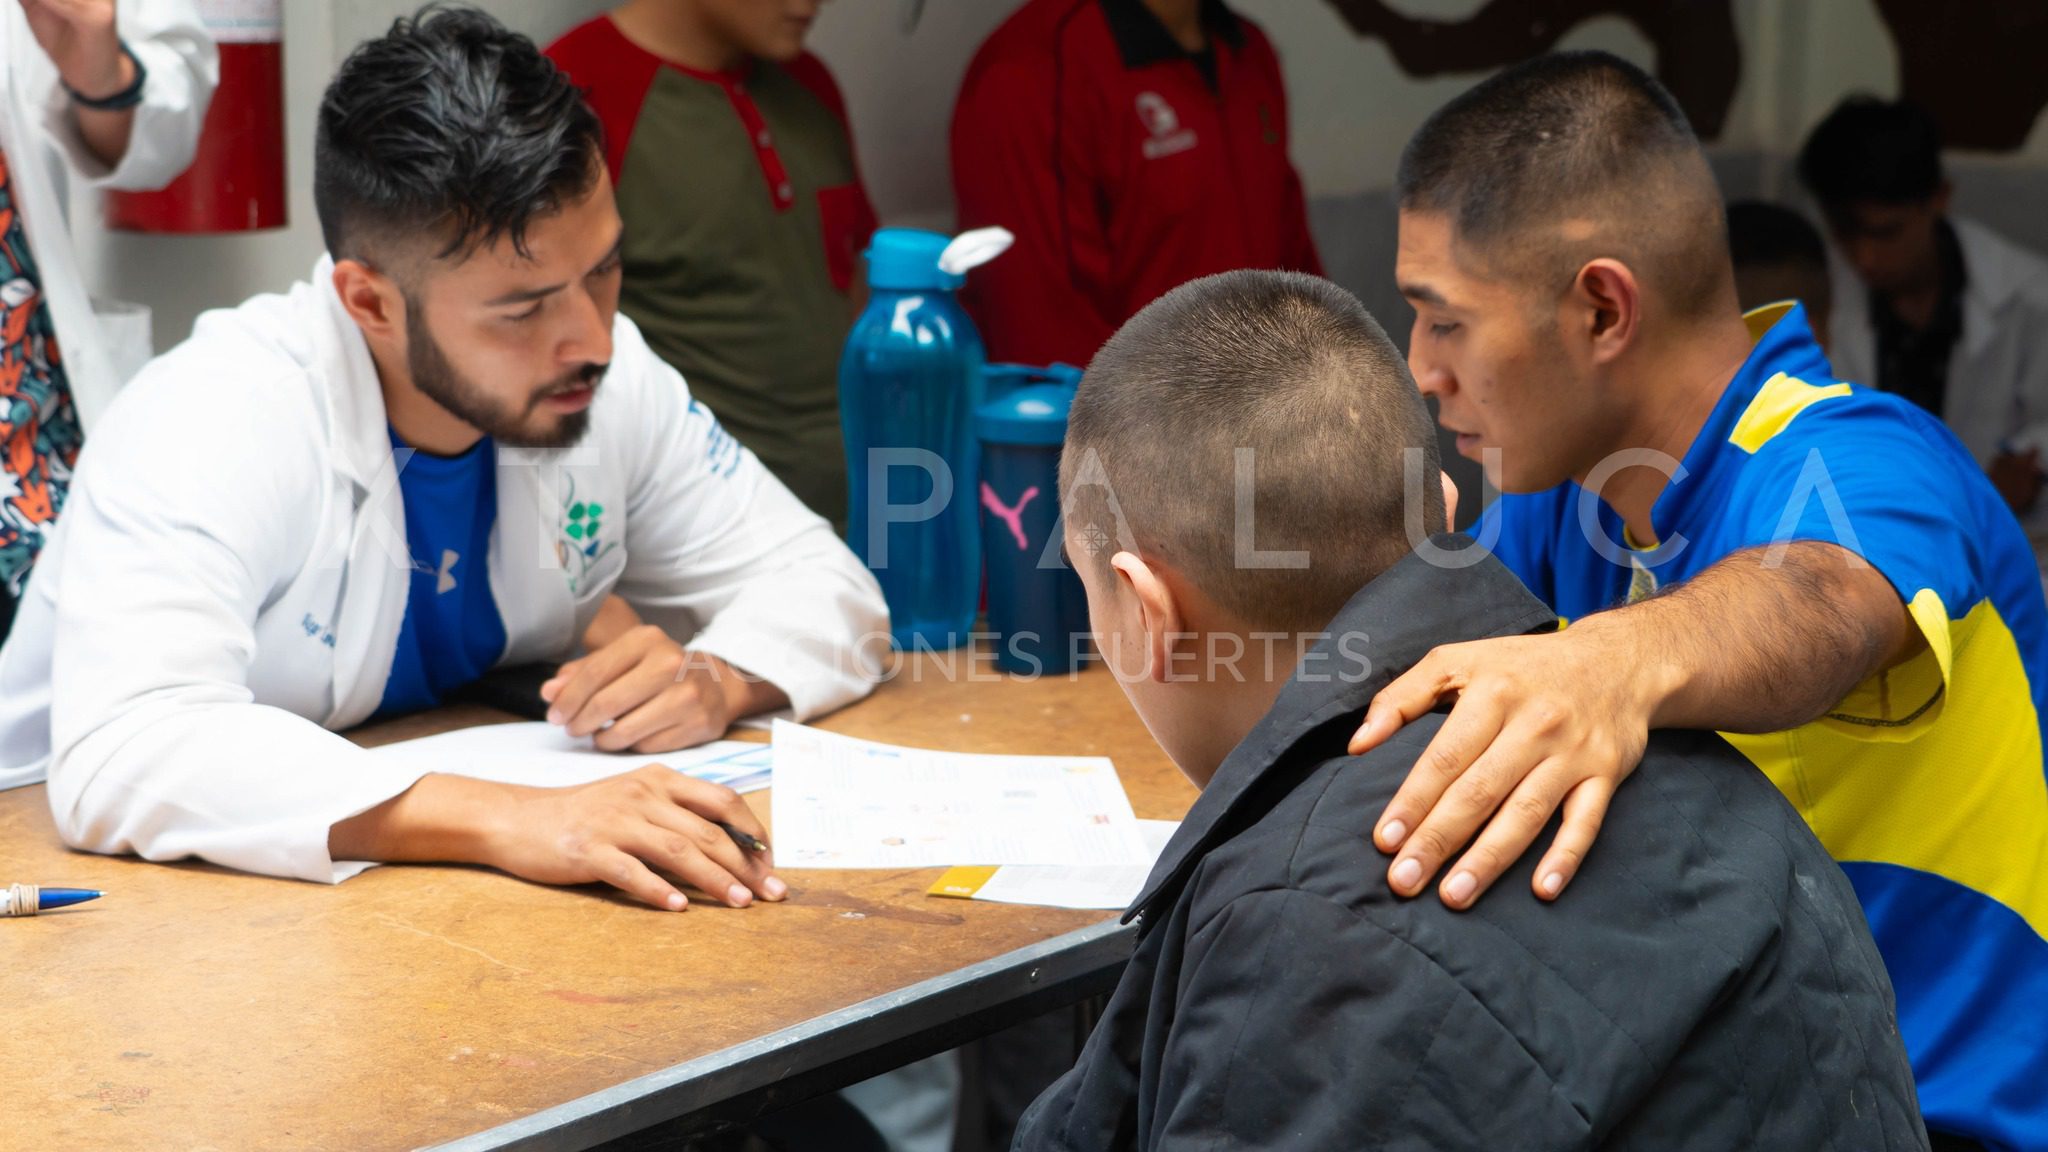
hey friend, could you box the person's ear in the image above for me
[1440,469,1459,532]
[1109,550,1188,685]
[332,258,407,344]
[1570,257,1641,367]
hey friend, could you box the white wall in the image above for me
[67,0,2048,355]
[71,0,614,351]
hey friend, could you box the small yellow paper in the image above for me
[929,866,1000,900]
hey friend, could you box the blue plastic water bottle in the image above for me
[977,364,1093,675]
[840,228,1009,651]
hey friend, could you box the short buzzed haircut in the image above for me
[1061,271,1443,635]
[1397,50,1731,321]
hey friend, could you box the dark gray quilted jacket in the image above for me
[1015,546,1928,1152]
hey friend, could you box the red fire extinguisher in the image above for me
[105,0,285,233]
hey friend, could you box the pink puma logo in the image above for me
[981,483,1040,550]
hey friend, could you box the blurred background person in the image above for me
[950,0,1321,368]
[0,0,214,642]
[1726,198,1833,354]
[1801,96,2048,520]
[548,0,874,533]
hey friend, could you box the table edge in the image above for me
[422,915,1136,1152]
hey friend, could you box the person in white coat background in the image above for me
[0,6,889,914]
[0,0,214,639]
[1800,97,2048,539]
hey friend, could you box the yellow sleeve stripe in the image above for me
[1728,371,1854,455]
[1724,596,2048,943]
[1818,586,1955,739]
[1909,586,1956,686]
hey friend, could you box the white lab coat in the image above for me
[1828,216,2048,467]
[0,257,890,882]
[1,0,215,427]
[1830,216,2048,580]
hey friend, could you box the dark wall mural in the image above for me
[1874,0,2048,152]
[1325,0,2048,153]
[1323,0,1740,139]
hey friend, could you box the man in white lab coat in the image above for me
[1801,97,2048,523]
[0,7,888,914]
[0,0,214,636]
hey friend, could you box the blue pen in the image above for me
[4,884,103,916]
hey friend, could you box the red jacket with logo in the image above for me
[951,0,1322,368]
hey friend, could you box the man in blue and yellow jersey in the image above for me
[1354,52,2046,1151]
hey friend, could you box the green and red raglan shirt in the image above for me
[547,18,877,528]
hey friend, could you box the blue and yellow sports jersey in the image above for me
[1485,303,2048,1149]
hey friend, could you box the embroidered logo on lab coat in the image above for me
[555,474,617,595]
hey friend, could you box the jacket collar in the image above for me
[1620,300,1832,559]
[308,255,401,496]
[1127,539,1558,922]
[1953,216,2042,360]
[1097,0,1244,70]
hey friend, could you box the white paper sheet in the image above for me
[368,721,773,793]
[770,720,1153,869]
[965,820,1181,909]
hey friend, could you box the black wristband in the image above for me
[64,42,146,112]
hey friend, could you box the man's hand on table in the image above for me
[542,623,788,753]
[488,766,785,911]
[329,766,786,912]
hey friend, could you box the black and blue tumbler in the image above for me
[976,364,1092,675]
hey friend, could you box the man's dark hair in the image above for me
[1061,271,1444,635]
[314,4,603,268]
[1726,200,1827,274]
[1798,96,1945,210]
[1396,50,1730,321]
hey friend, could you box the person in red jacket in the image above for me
[951,0,1323,367]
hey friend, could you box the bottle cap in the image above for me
[866,228,961,291]
[976,380,1076,446]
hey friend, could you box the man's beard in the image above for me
[405,304,607,450]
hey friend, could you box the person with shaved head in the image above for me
[1352,51,2048,1152]
[1013,269,1923,1152]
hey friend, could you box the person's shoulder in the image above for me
[84,292,330,519]
[1189,716,1817,955]
[1225,8,1282,62]
[965,0,1100,79]
[1729,367,1964,474]
[780,51,849,124]
[1953,216,2048,307]
[543,14,633,70]
[113,286,324,434]
[599,311,687,411]
[1179,723,1432,923]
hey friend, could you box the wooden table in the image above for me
[0,656,1195,1152]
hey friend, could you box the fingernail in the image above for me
[665,892,686,911]
[728,884,753,907]
[764,876,788,900]
[546,708,564,725]
[1379,820,1406,848]
[1391,857,1422,892]
[1541,871,1565,898]
[1445,871,1477,905]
